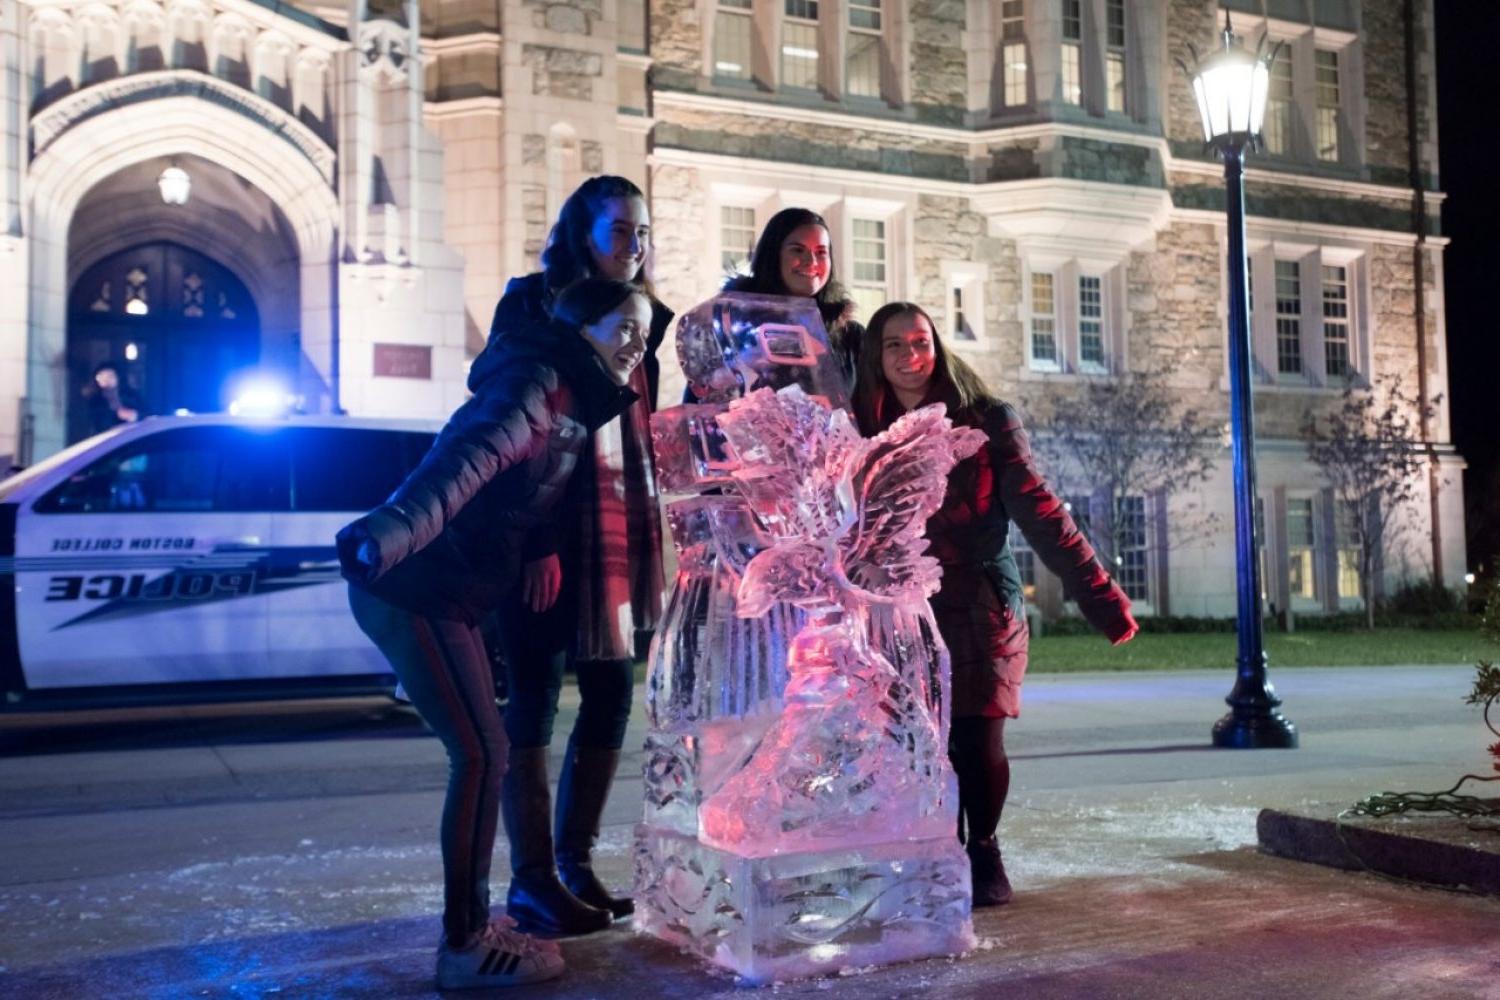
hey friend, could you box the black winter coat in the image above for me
[489,272,673,410]
[337,320,638,624]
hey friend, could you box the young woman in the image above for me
[338,279,651,990]
[483,175,667,935]
[852,303,1138,907]
[719,207,864,384]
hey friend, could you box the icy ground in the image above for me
[2,666,1498,999]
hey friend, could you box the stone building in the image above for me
[1,0,1464,617]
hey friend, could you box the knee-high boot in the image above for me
[502,746,612,936]
[554,740,633,919]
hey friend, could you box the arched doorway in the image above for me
[67,242,260,442]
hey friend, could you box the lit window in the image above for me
[1275,260,1302,375]
[720,206,756,275]
[1000,0,1026,107]
[1322,264,1350,378]
[782,0,819,91]
[847,0,881,98]
[1115,495,1149,602]
[1264,46,1294,156]
[1286,497,1317,601]
[1105,0,1126,113]
[714,0,753,82]
[850,218,888,319]
[1060,0,1082,105]
[1336,501,1361,601]
[1078,275,1104,370]
[1315,49,1340,162]
[1029,271,1057,369]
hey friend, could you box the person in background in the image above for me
[485,175,667,936]
[852,302,1138,906]
[338,278,651,990]
[85,363,141,436]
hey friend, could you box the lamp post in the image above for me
[1186,12,1297,749]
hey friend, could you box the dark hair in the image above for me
[550,277,647,331]
[852,301,993,434]
[731,207,854,326]
[541,175,653,296]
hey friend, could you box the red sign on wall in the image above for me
[373,343,432,380]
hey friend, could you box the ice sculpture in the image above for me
[634,293,983,983]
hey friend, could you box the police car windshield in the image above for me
[0,431,131,502]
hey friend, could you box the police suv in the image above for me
[0,415,442,707]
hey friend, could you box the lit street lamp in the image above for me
[158,165,191,205]
[1185,12,1297,749]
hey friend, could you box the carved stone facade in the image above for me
[2,0,1462,617]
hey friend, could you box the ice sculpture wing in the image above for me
[837,405,987,603]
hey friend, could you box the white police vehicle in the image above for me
[0,414,443,707]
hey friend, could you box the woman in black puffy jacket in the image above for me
[337,278,649,991]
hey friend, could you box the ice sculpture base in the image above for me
[633,825,976,984]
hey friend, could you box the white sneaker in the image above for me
[436,916,565,989]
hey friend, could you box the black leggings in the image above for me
[950,716,1010,844]
[493,589,634,751]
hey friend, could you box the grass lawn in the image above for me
[1028,627,1500,672]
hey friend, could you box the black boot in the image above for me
[502,747,612,936]
[966,836,1014,907]
[555,741,633,920]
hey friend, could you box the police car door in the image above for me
[16,425,285,689]
[265,426,433,678]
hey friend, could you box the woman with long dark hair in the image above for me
[483,175,667,937]
[338,278,652,989]
[852,302,1138,906]
[718,206,864,383]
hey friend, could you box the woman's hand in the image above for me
[336,519,383,584]
[522,554,562,613]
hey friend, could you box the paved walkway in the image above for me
[1,665,1497,998]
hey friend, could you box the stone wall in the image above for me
[649,0,703,86]
[907,0,967,125]
[646,162,710,403]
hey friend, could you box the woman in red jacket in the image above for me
[852,302,1138,906]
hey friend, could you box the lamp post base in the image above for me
[1211,710,1298,749]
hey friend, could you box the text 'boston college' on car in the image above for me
[0,410,475,709]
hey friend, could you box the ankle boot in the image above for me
[555,741,633,920]
[502,747,612,936]
[966,836,1014,907]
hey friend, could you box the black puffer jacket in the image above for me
[337,319,638,624]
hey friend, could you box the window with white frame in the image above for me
[1029,271,1058,369]
[713,0,754,82]
[1264,45,1294,156]
[944,262,986,345]
[1255,495,1271,605]
[1060,0,1083,106]
[1000,0,1027,107]
[847,0,882,98]
[1286,496,1317,602]
[850,218,888,320]
[781,0,819,90]
[1078,274,1105,371]
[1104,0,1126,113]
[720,205,756,276]
[1064,493,1093,541]
[1274,259,1302,376]
[1322,264,1351,379]
[1315,48,1341,162]
[1009,523,1036,601]
[1115,494,1149,602]
[1335,500,1361,602]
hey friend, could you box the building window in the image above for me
[1000,0,1027,107]
[1078,274,1105,371]
[1274,259,1302,375]
[1255,496,1270,605]
[781,0,819,91]
[1104,0,1126,113]
[1322,264,1351,378]
[850,218,888,320]
[1060,0,1082,106]
[1264,46,1294,156]
[1009,523,1036,601]
[1286,497,1317,602]
[847,0,882,98]
[1315,48,1340,162]
[1029,271,1058,369]
[713,0,754,82]
[1115,495,1149,602]
[952,285,974,341]
[1335,501,1361,602]
[720,205,756,276]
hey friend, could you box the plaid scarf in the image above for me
[573,363,664,661]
